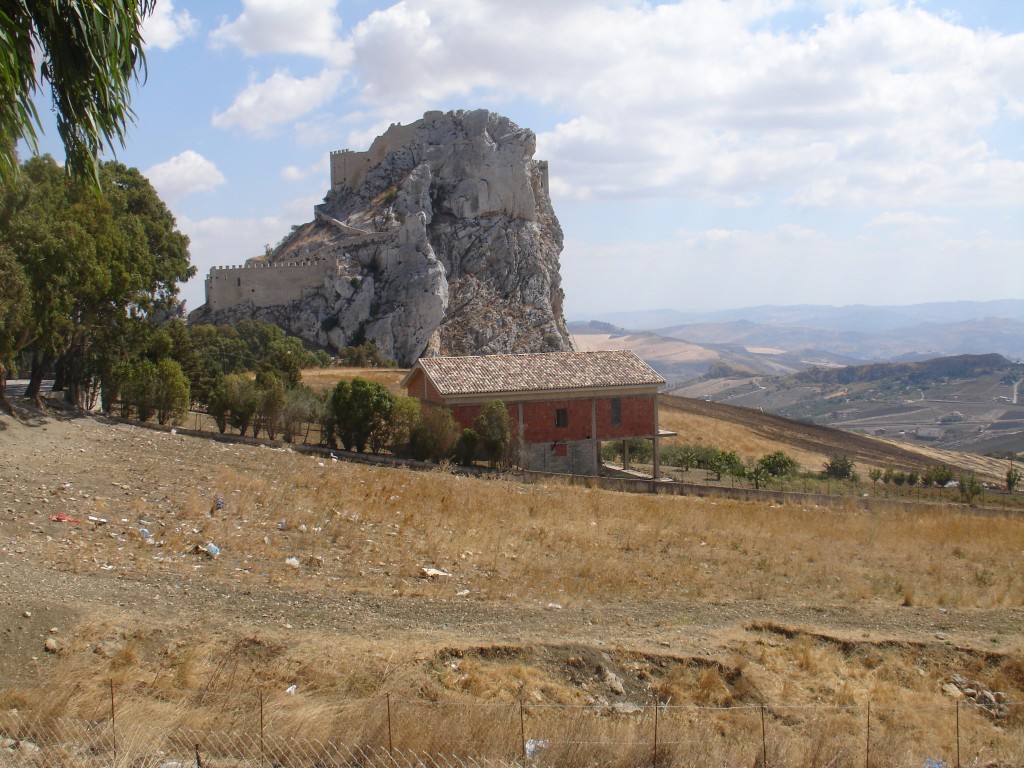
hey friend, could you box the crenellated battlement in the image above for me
[204,259,343,312]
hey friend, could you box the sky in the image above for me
[24,0,1024,319]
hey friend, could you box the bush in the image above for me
[474,400,512,468]
[757,451,798,478]
[455,428,480,465]
[822,455,855,480]
[410,407,459,463]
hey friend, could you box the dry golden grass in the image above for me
[301,366,408,394]
[659,405,828,470]
[4,416,1023,767]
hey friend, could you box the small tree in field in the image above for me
[757,451,798,478]
[822,455,855,480]
[1007,462,1022,493]
[958,473,983,505]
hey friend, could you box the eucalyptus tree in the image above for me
[1,0,155,186]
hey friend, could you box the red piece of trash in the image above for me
[48,513,80,523]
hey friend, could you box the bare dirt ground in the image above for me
[2,400,1023,765]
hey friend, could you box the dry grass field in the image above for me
[1,393,1023,767]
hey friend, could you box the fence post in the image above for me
[865,701,871,768]
[519,698,527,767]
[109,680,117,762]
[386,693,394,756]
[652,698,659,768]
[760,704,767,768]
[259,690,266,768]
[955,700,960,768]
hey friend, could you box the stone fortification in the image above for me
[205,261,343,312]
[190,109,571,366]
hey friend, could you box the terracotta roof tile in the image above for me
[415,350,664,396]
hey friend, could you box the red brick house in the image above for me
[400,350,672,477]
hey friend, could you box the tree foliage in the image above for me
[0,155,193,406]
[756,451,799,478]
[474,400,511,468]
[1,0,156,185]
[822,455,856,480]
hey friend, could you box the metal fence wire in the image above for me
[0,683,1021,768]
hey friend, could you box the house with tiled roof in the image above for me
[400,350,673,477]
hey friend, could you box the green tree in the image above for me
[206,376,230,434]
[379,395,421,456]
[1,1,156,185]
[223,374,259,436]
[0,156,192,406]
[280,385,322,444]
[410,407,459,463]
[757,451,798,478]
[332,377,394,452]
[126,358,157,421]
[0,246,32,414]
[455,428,480,465]
[1006,463,1021,493]
[474,400,512,468]
[868,468,883,485]
[154,358,189,425]
[252,371,285,439]
[958,473,983,506]
[822,455,855,480]
[924,464,953,487]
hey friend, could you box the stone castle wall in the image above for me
[205,261,340,312]
[330,113,441,192]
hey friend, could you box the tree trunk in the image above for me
[0,362,14,417]
[24,350,54,402]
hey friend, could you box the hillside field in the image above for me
[1,392,1023,767]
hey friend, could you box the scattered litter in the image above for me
[298,524,307,533]
[525,739,548,759]
[285,556,301,569]
[923,760,947,768]
[421,567,452,578]
[285,684,297,695]
[455,589,470,597]
[88,515,107,526]
[190,542,220,558]
[47,513,79,523]
[546,603,563,610]
[278,520,287,531]
[139,528,151,539]
[211,495,224,514]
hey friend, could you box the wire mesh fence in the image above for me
[0,682,1021,768]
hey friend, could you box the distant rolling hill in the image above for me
[671,354,1024,456]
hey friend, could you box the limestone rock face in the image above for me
[190,109,571,366]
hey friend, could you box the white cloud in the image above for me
[341,0,1024,209]
[142,1,198,50]
[868,211,955,229]
[145,151,226,200]
[210,0,345,59]
[212,68,343,136]
[281,158,328,182]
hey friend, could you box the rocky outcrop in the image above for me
[190,109,571,366]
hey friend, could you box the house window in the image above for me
[610,397,621,427]
[555,408,568,428]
